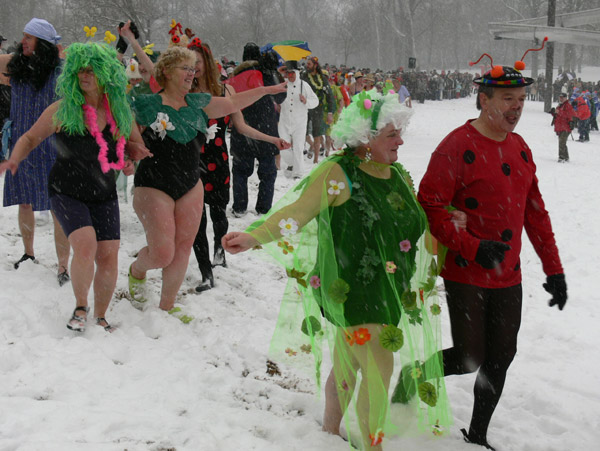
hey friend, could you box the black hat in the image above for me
[559,92,568,97]
[470,38,548,88]
[242,42,260,62]
[472,66,534,87]
[0,35,6,42]
[284,60,298,71]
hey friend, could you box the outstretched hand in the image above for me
[222,232,258,255]
[118,20,136,42]
[267,82,288,95]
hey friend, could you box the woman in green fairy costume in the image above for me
[223,91,458,449]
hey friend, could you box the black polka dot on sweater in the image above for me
[514,261,520,271]
[465,197,478,209]
[502,163,511,176]
[501,229,513,242]
[521,151,529,162]
[463,150,476,164]
[455,255,469,267]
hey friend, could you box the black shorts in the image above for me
[307,108,326,137]
[50,194,120,241]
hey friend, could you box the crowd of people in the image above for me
[0,17,582,450]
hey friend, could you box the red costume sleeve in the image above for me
[418,136,480,261]
[523,171,564,276]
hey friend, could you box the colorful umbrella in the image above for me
[260,40,311,62]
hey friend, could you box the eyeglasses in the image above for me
[176,66,196,74]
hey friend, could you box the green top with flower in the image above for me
[245,150,452,440]
[132,93,211,144]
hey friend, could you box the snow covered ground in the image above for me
[1,88,599,451]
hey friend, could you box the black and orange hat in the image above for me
[471,37,547,88]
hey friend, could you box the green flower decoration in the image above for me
[355,91,373,119]
[401,290,418,311]
[286,268,308,288]
[329,278,350,303]
[301,316,322,336]
[386,192,406,211]
[383,81,395,95]
[379,325,404,352]
[418,382,438,407]
[430,304,442,315]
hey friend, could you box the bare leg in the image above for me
[51,210,70,274]
[18,204,35,256]
[323,330,358,435]
[325,135,333,157]
[93,239,120,319]
[159,182,204,310]
[67,226,97,311]
[349,324,393,450]
[313,135,323,164]
[131,187,177,281]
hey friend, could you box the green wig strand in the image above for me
[55,42,132,139]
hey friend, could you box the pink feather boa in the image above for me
[82,94,126,173]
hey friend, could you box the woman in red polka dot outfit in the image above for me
[188,40,289,291]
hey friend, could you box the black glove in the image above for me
[116,36,128,54]
[475,240,511,269]
[544,273,567,310]
[130,21,140,39]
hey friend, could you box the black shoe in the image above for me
[461,428,496,451]
[231,209,247,218]
[212,247,227,268]
[558,158,569,163]
[57,268,70,286]
[195,274,215,292]
[14,253,36,269]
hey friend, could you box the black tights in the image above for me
[441,280,523,442]
[192,201,228,279]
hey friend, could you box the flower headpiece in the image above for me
[168,19,188,46]
[331,91,412,148]
[470,37,548,87]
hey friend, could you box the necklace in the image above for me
[82,94,126,173]
[308,72,323,91]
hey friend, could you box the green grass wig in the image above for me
[55,42,132,138]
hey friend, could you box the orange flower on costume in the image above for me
[345,331,356,346]
[354,328,371,345]
[369,429,384,446]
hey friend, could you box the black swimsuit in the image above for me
[135,129,205,200]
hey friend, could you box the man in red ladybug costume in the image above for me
[394,61,567,450]
[553,92,576,162]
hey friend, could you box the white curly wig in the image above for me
[330,92,413,148]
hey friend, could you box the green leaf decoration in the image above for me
[430,304,442,315]
[286,268,308,288]
[401,290,417,311]
[379,325,404,352]
[420,276,436,293]
[407,307,423,326]
[418,382,438,407]
[329,278,350,303]
[301,316,322,336]
[386,192,406,211]
[428,258,438,277]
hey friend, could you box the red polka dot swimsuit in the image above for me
[418,120,563,288]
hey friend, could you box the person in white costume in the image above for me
[278,60,318,178]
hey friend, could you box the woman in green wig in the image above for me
[223,91,463,449]
[0,42,151,332]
